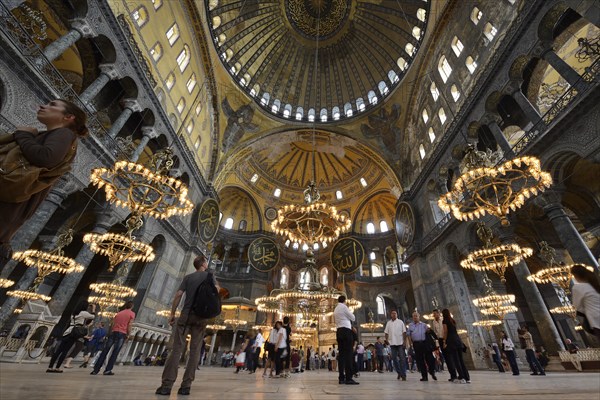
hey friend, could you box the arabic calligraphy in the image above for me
[248,237,280,272]
[395,202,415,247]
[198,199,220,244]
[331,238,364,274]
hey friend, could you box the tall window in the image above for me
[195,103,202,116]
[165,73,175,90]
[238,220,247,231]
[379,220,389,232]
[416,8,426,22]
[224,217,234,229]
[466,56,478,74]
[422,109,429,124]
[471,7,483,25]
[273,188,281,197]
[430,82,439,101]
[438,108,447,125]
[166,23,180,46]
[412,27,421,40]
[299,270,310,290]
[372,264,383,277]
[186,74,197,93]
[150,42,162,62]
[176,98,185,114]
[152,0,162,10]
[336,190,343,200]
[280,268,289,288]
[405,43,415,56]
[428,127,436,142]
[366,222,375,234]
[186,120,194,134]
[320,268,329,286]
[451,84,461,101]
[176,45,191,72]
[132,6,148,27]
[376,295,386,315]
[419,144,426,159]
[451,36,464,57]
[438,56,452,83]
[483,22,498,41]
[397,57,407,71]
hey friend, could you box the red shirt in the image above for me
[112,309,135,334]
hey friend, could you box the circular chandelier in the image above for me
[252,324,272,331]
[5,290,51,303]
[472,319,502,330]
[461,243,532,283]
[89,282,137,298]
[98,310,117,319]
[439,147,552,226]
[207,323,227,331]
[90,148,194,219]
[88,296,125,309]
[0,278,15,288]
[360,310,383,333]
[156,309,180,318]
[472,277,518,322]
[271,182,351,246]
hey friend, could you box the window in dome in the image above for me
[250,173,259,183]
[344,103,353,117]
[283,104,292,118]
[368,90,378,105]
[132,6,148,27]
[240,73,250,86]
[250,84,259,97]
[372,264,383,277]
[195,103,202,116]
[273,188,281,197]
[397,57,407,71]
[376,295,386,315]
[466,56,478,74]
[176,98,185,114]
[165,73,175,90]
[320,268,328,286]
[356,98,366,111]
[336,190,343,200]
[322,241,328,248]
[260,92,270,106]
[212,16,221,28]
[295,107,304,120]
[186,74,197,93]
[483,22,498,41]
[292,243,299,250]
[428,127,436,142]
[438,108,447,124]
[388,70,399,84]
[166,23,180,46]
[370,251,376,261]
[224,49,233,61]
[320,108,328,122]
[302,243,309,252]
[470,7,483,25]
[380,220,389,232]
[208,0,218,11]
[186,121,194,134]
[238,220,247,231]
[176,45,191,72]
[438,55,452,83]
[412,26,421,40]
[150,42,162,62]
[451,84,461,101]
[416,8,426,22]
[313,243,320,251]
[271,99,281,113]
[332,106,341,120]
[422,109,429,124]
[405,43,415,56]
[152,0,163,10]
[367,222,375,234]
[194,138,200,150]
[419,144,426,159]
[224,217,233,229]
[280,267,289,288]
[217,33,226,46]
[378,81,389,95]
[285,239,291,247]
[430,82,439,101]
[360,177,368,187]
[451,36,464,57]
[308,108,315,122]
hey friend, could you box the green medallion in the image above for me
[197,198,220,244]
[248,237,280,272]
[331,237,364,274]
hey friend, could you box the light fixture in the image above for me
[224,306,247,331]
[156,309,181,318]
[0,278,15,288]
[439,147,552,226]
[206,323,227,331]
[360,310,383,333]
[472,276,518,321]
[89,282,137,298]
[472,319,502,330]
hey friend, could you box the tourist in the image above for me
[274,321,288,378]
[47,302,96,373]
[441,308,470,383]
[291,349,301,373]
[329,345,338,372]
[501,331,519,376]
[76,321,106,369]
[406,311,437,382]
[384,310,407,381]
[306,346,312,370]
[519,326,545,375]
[155,255,217,396]
[282,316,292,377]
[0,99,87,266]
[431,309,451,375]
[489,342,505,372]
[133,352,144,366]
[263,324,278,378]
[333,295,359,385]
[252,329,265,373]
[91,301,135,376]
[375,337,385,373]
[571,264,600,340]
[356,342,365,371]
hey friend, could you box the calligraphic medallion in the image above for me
[248,237,280,272]
[331,237,364,274]
[394,202,415,247]
[197,198,220,244]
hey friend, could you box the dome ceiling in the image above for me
[206,0,430,123]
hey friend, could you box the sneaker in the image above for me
[401,376,406,381]
[431,374,437,381]
[177,387,191,395]
[419,378,428,382]
[459,379,467,384]
[103,371,114,376]
[155,386,171,396]
[90,371,98,375]
[345,380,360,385]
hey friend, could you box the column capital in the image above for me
[141,126,159,139]
[122,98,142,113]
[70,18,96,38]
[99,63,121,80]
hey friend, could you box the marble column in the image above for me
[80,64,120,104]
[542,202,599,269]
[230,329,237,350]
[511,90,543,125]
[131,126,158,162]
[487,121,515,157]
[0,267,38,328]
[130,340,141,362]
[48,212,121,316]
[0,177,83,276]
[236,245,244,273]
[207,332,218,366]
[107,99,141,138]
[542,49,588,90]
[222,245,232,272]
[37,19,94,65]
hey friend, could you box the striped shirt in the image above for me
[407,321,428,342]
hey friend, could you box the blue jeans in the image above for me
[525,349,544,374]
[93,332,126,373]
[390,345,407,377]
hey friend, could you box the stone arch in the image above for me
[509,54,532,81]
[537,2,571,42]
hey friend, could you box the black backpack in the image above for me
[191,272,222,318]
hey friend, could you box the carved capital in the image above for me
[70,18,96,38]
[122,98,142,113]
[141,126,159,139]
[99,64,121,80]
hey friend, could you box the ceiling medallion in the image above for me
[285,0,351,40]
[438,146,552,226]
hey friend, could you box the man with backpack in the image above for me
[156,255,221,396]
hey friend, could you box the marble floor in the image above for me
[0,363,599,400]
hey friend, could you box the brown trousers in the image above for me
[161,312,206,389]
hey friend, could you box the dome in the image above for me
[206,0,430,123]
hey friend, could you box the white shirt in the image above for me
[431,318,444,339]
[276,327,287,349]
[384,318,406,346]
[268,328,278,344]
[502,338,514,351]
[254,332,265,348]
[333,302,355,329]
[573,282,600,330]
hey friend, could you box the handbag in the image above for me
[576,311,593,333]
[0,131,76,203]
[70,325,88,339]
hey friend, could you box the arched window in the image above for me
[430,82,439,101]
[186,121,194,134]
[224,217,234,229]
[428,127,436,143]
[378,81,389,95]
[376,295,386,315]
[273,188,281,197]
[195,103,202,116]
[422,109,429,124]
[132,6,148,27]
[176,45,191,72]
[372,264,383,277]
[451,36,464,57]
[356,98,365,111]
[416,8,426,22]
[412,27,421,40]
[320,268,329,286]
[150,42,162,62]
[419,144,426,159]
[240,73,250,86]
[308,108,315,122]
[366,222,375,234]
[379,220,389,232]
[176,98,185,114]
[194,138,200,150]
[299,270,310,290]
[186,74,197,93]
[344,103,353,117]
[336,190,343,200]
[260,93,270,106]
[405,43,415,56]
[280,267,289,288]
[250,84,259,97]
[368,90,378,105]
[283,104,292,118]
[238,220,247,231]
[212,16,221,28]
[166,23,180,46]
[466,56,478,74]
[217,33,227,46]
[388,70,399,84]
[397,57,407,71]
[152,0,163,10]
[295,107,304,120]
[438,108,447,124]
[271,99,281,113]
[320,108,328,122]
[370,251,376,260]
[451,84,461,101]
[360,177,368,187]
[332,106,341,120]
[438,56,452,83]
[470,7,483,25]
[165,73,175,90]
[483,22,498,41]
